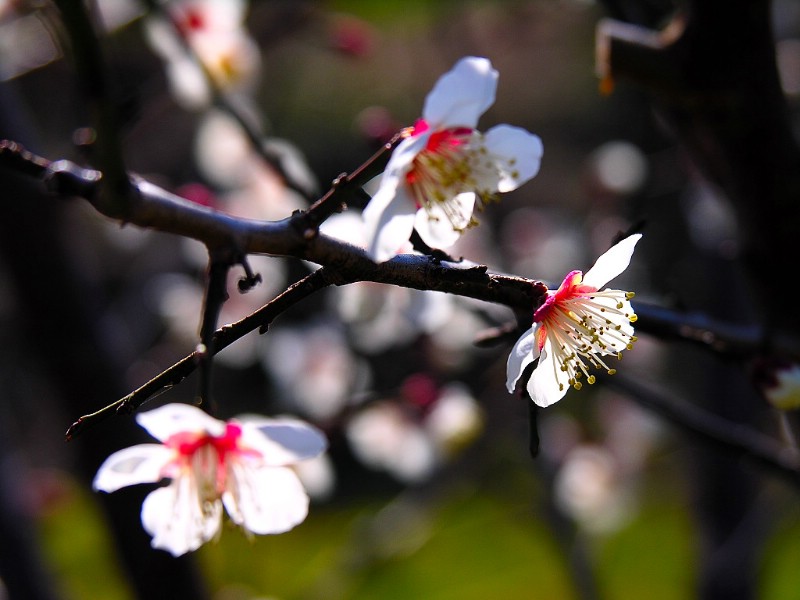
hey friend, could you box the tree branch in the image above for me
[52,0,131,216]
[0,139,546,312]
[608,374,800,489]
[65,267,339,439]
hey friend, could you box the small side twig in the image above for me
[295,130,405,234]
[65,268,338,439]
[195,252,233,414]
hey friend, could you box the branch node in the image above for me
[44,159,102,199]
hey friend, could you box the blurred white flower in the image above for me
[587,141,648,197]
[345,376,483,484]
[346,400,438,484]
[554,444,635,534]
[144,0,260,109]
[753,358,800,411]
[424,383,484,456]
[0,8,60,81]
[193,110,316,214]
[93,403,326,556]
[260,322,367,421]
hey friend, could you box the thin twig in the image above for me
[298,130,405,231]
[65,268,338,440]
[195,252,233,414]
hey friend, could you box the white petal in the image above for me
[319,212,367,247]
[223,465,309,534]
[527,340,569,407]
[141,482,222,556]
[238,418,328,466]
[582,234,642,289]
[482,125,544,192]
[414,192,475,250]
[93,444,174,493]
[363,184,417,262]
[506,325,540,393]
[136,403,226,442]
[422,56,497,129]
[383,132,428,177]
[143,16,183,60]
[166,57,212,110]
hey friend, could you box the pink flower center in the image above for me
[533,270,598,350]
[166,423,247,497]
[176,7,206,34]
[404,119,476,211]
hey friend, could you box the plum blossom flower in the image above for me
[506,234,641,407]
[93,403,326,556]
[363,56,543,262]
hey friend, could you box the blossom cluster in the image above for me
[93,21,643,557]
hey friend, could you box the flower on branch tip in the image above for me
[363,56,544,262]
[93,403,327,556]
[506,234,641,407]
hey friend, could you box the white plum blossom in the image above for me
[93,403,326,556]
[507,234,641,407]
[363,56,543,262]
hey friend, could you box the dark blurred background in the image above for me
[1,1,800,599]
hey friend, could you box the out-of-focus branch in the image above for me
[608,374,800,489]
[596,0,800,339]
[52,0,131,216]
[633,302,800,360]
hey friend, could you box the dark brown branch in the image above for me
[52,0,131,216]
[0,140,546,312]
[65,268,339,439]
[195,253,234,414]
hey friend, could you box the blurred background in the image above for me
[1,0,800,598]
